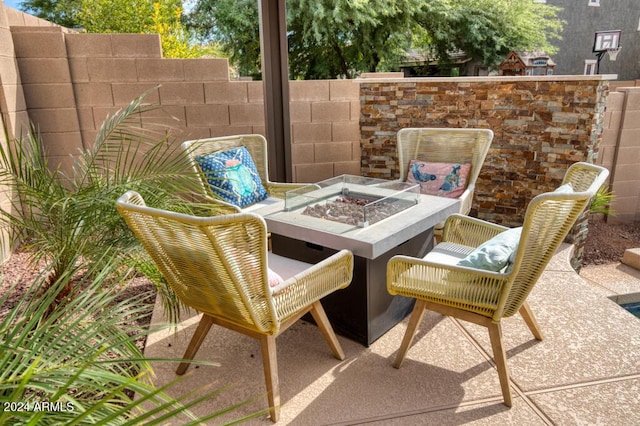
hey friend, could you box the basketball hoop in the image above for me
[606,47,621,61]
[593,30,622,73]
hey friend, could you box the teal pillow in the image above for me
[457,227,522,272]
[196,146,269,208]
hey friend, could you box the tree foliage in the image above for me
[146,1,204,58]
[20,0,82,28]
[287,0,421,79]
[20,0,207,59]
[187,0,262,78]
[414,0,563,69]
[186,0,563,79]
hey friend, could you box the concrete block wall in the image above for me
[601,87,640,223]
[3,2,58,28]
[600,90,624,172]
[0,3,32,263]
[12,26,83,174]
[4,19,361,184]
[290,79,361,182]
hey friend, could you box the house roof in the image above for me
[510,50,556,67]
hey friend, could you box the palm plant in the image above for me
[589,184,615,217]
[0,90,267,423]
[0,89,219,320]
[0,254,265,424]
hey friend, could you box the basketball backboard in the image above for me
[593,30,621,52]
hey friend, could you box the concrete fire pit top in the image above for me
[253,192,460,259]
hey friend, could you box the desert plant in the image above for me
[0,254,265,424]
[589,184,615,217]
[0,89,219,321]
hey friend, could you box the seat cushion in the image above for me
[456,227,522,272]
[267,252,313,293]
[423,242,476,265]
[406,161,471,198]
[196,145,269,208]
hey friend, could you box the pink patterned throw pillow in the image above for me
[267,268,284,288]
[406,161,471,198]
[227,247,284,288]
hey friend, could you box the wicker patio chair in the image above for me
[116,190,353,422]
[387,162,609,406]
[396,127,493,238]
[182,134,306,213]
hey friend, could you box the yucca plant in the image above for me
[0,254,265,424]
[0,89,220,321]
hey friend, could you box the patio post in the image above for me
[258,0,293,183]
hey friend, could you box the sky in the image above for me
[3,0,22,9]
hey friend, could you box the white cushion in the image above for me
[242,196,281,212]
[267,252,312,293]
[423,242,476,265]
[554,183,574,193]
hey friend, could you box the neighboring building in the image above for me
[541,0,640,80]
[399,49,489,77]
[499,51,555,76]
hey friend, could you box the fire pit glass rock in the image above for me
[284,175,420,227]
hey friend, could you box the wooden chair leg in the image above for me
[260,335,280,422]
[488,321,512,407]
[519,301,544,340]
[176,314,215,375]
[434,227,443,244]
[309,301,345,360]
[393,299,427,369]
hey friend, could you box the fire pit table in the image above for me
[253,175,460,346]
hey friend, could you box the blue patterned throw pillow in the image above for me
[196,146,269,208]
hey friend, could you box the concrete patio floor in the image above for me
[143,244,640,425]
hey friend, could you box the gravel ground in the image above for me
[583,217,640,265]
[0,251,155,351]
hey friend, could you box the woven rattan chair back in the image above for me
[562,160,609,192]
[500,162,609,318]
[181,134,305,209]
[389,162,609,407]
[116,190,277,332]
[501,193,591,318]
[117,190,353,422]
[397,128,493,215]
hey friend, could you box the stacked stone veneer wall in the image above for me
[360,77,610,223]
[360,76,612,268]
